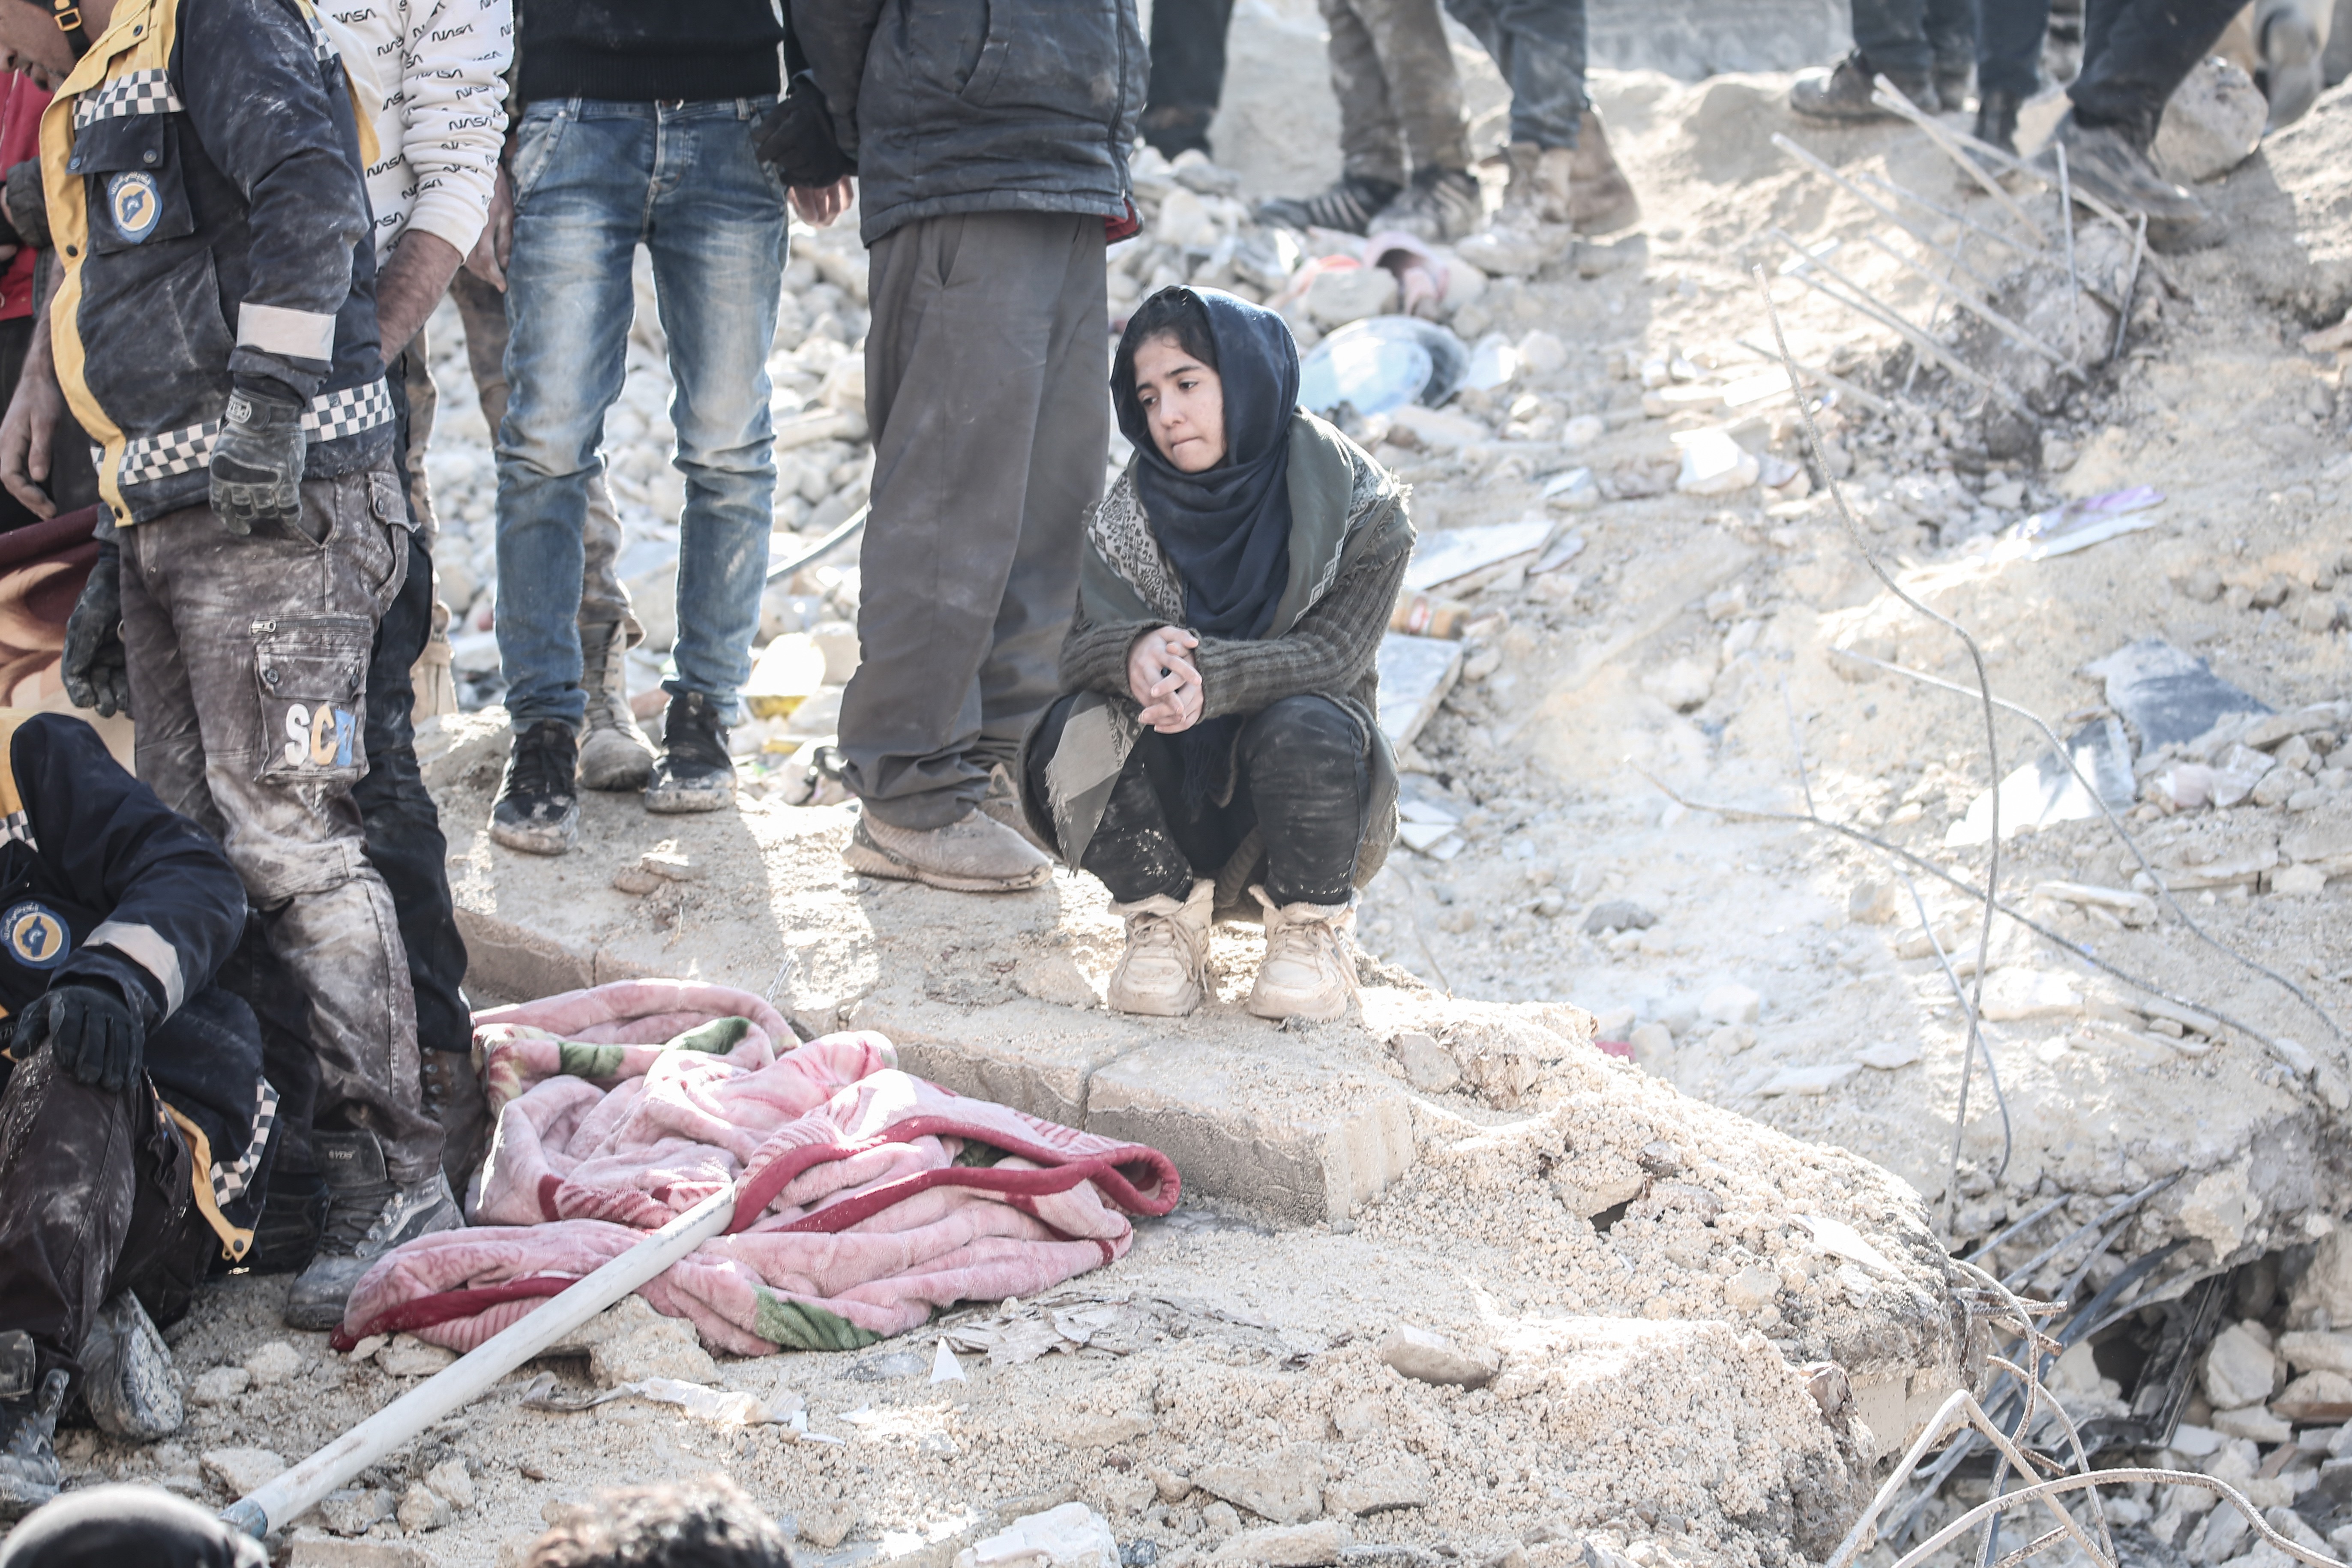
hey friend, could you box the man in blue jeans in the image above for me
[488,3,803,854]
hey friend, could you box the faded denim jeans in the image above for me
[1440,0,1589,149]
[493,97,788,732]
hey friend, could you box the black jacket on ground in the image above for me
[44,0,392,525]
[791,0,1145,245]
[0,711,269,1249]
[517,0,784,105]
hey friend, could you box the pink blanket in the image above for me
[335,980,1181,1354]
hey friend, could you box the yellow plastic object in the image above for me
[742,634,829,719]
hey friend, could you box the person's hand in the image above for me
[63,540,128,718]
[209,380,306,537]
[464,167,514,291]
[18,983,145,1094]
[789,177,854,229]
[1127,625,1203,734]
[0,362,60,520]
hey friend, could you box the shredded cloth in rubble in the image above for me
[331,980,1180,1355]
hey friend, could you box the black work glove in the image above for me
[752,71,854,189]
[209,378,306,537]
[62,537,129,718]
[17,982,145,1094]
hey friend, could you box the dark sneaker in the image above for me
[0,1339,65,1520]
[1974,87,2022,155]
[1568,109,1642,235]
[489,720,580,856]
[644,691,737,815]
[421,1049,491,1201]
[1255,174,1401,235]
[284,1130,461,1332]
[1934,60,1973,115]
[1790,53,1931,121]
[1373,166,1483,243]
[2041,113,2209,236]
[78,1292,180,1441]
[239,1169,327,1275]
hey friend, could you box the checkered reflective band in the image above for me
[73,69,181,127]
[117,378,394,488]
[0,806,31,853]
[212,1076,279,1208]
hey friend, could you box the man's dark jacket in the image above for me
[791,0,1146,246]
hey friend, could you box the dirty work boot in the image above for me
[576,619,656,791]
[644,691,737,814]
[1255,173,1402,235]
[1790,53,1927,121]
[2260,4,2325,129]
[77,1292,181,1441]
[1245,885,1361,1023]
[1106,879,1214,1017]
[240,1169,328,1274]
[1567,110,1642,235]
[1374,165,1484,243]
[0,1349,65,1520]
[421,1048,491,1200]
[844,809,1051,893]
[1934,59,1973,116]
[1974,87,2023,155]
[489,720,580,856]
[2040,114,2210,241]
[284,1130,461,1332]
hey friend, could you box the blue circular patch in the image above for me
[3,902,67,969]
[108,171,159,243]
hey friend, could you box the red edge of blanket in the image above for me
[726,1115,1182,1233]
[330,1277,571,1351]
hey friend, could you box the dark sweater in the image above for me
[518,0,783,105]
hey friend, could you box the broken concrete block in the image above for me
[2211,1403,2292,1443]
[1304,267,1398,330]
[1642,657,1715,712]
[1700,983,1762,1025]
[243,1340,303,1387]
[2203,1322,2280,1412]
[1389,1031,1461,1093]
[1378,1325,1499,1388]
[190,1366,250,1406]
[1210,1521,1348,1566]
[1194,1445,1327,1523]
[202,1446,289,1496]
[315,1487,395,1536]
[1582,900,1656,935]
[1201,1502,1243,1540]
[588,1301,719,1388]
[2280,1330,2352,1376]
[1061,1409,1154,1448]
[1012,952,1098,1010]
[1627,1023,1672,1064]
[1323,1455,1431,1517]
[1977,968,2081,1022]
[1675,429,1760,496]
[957,1502,1115,1568]
[1517,330,1567,376]
[424,1458,475,1510]
[287,1538,434,1568]
[2155,56,2265,183]
[799,1501,862,1549]
[2274,864,2328,897]
[397,1482,453,1532]
[1724,1267,1782,1312]
[2276,1368,2352,1420]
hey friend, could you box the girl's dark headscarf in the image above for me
[1112,286,1300,643]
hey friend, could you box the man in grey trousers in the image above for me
[794,0,1146,893]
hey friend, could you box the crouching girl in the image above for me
[1021,286,1413,1021]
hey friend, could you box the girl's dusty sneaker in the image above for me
[1106,879,1214,1017]
[1246,885,1360,1022]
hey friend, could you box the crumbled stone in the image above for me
[2203,1322,2280,1411]
[1699,983,1761,1025]
[201,1447,289,1496]
[243,1340,303,1387]
[424,1458,475,1510]
[1390,1031,1462,1093]
[588,1304,719,1388]
[315,1487,394,1537]
[1210,1521,1348,1566]
[799,1501,862,1549]
[190,1366,251,1406]
[1378,1325,1499,1389]
[377,1336,459,1378]
[1582,900,1656,936]
[397,1482,452,1533]
[1324,1456,1431,1517]
[1195,1445,1327,1524]
[1201,1502,1243,1541]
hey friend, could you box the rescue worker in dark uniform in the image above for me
[3,0,458,1332]
[0,709,271,1517]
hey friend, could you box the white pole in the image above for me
[221,1182,738,1540]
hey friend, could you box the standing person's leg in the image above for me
[370,337,479,1192]
[1794,0,1939,117]
[639,99,788,815]
[972,220,1106,777]
[839,212,1100,892]
[490,104,653,852]
[1236,695,1370,1022]
[1142,0,1238,158]
[1356,0,1481,240]
[117,474,455,1332]
[1255,0,1408,233]
[1975,0,2051,148]
[2049,0,2242,233]
[1928,0,1982,105]
[451,269,651,788]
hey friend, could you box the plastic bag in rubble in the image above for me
[957,1504,1119,1568]
[1298,316,1469,417]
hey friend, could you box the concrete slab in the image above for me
[420,712,1576,1226]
